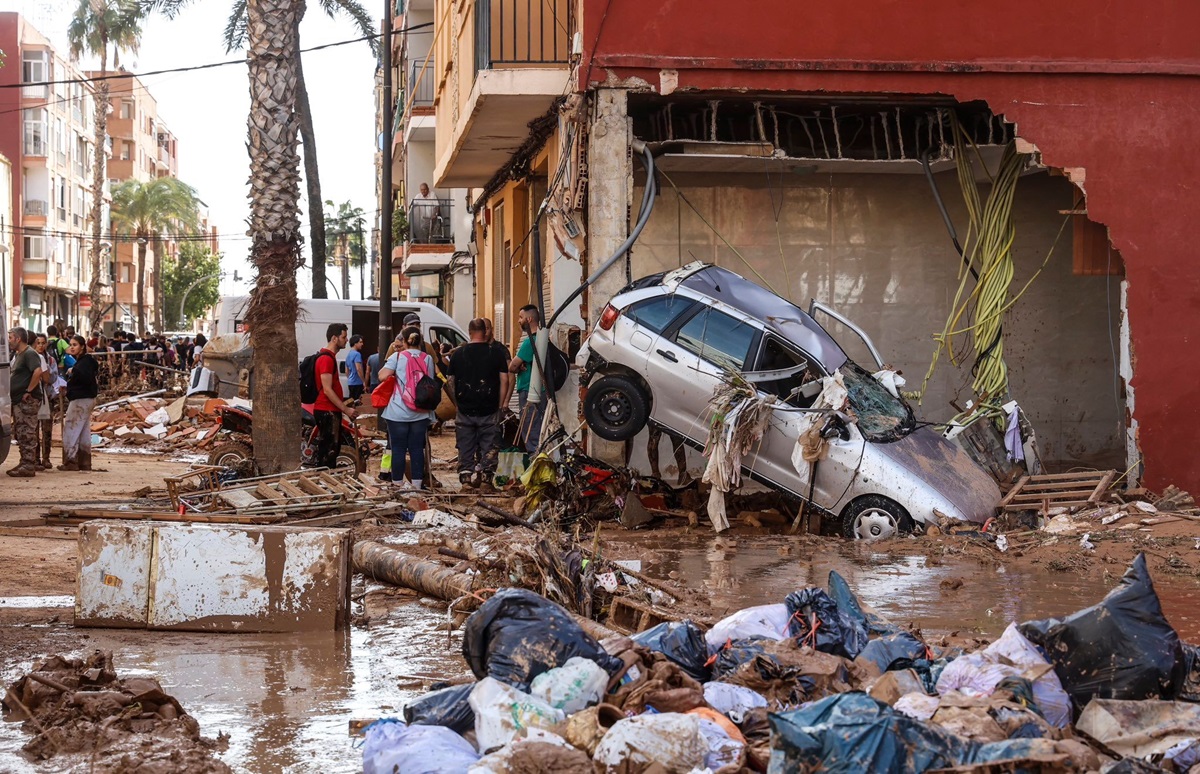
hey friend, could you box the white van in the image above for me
[213,297,468,388]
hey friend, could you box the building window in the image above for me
[21,50,48,98]
[121,140,133,161]
[121,100,133,120]
[24,235,46,260]
[23,108,47,156]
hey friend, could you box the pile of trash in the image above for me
[2,650,230,772]
[90,393,231,452]
[363,554,1200,773]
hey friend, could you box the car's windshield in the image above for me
[842,362,915,441]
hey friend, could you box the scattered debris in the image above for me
[2,651,230,771]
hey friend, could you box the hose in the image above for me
[916,115,1028,414]
[546,140,657,329]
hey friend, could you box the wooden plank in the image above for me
[218,489,262,510]
[1014,471,1111,482]
[1088,470,1117,503]
[44,509,278,524]
[1013,479,1111,493]
[275,480,309,500]
[1003,499,1100,512]
[317,473,353,495]
[254,484,288,505]
[1008,489,1097,502]
[295,476,328,496]
[998,475,1030,508]
[0,525,79,540]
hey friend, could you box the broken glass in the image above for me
[842,362,915,441]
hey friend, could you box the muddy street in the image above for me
[4,445,1200,771]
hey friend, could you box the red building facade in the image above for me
[579,0,1200,491]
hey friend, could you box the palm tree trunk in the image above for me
[295,38,327,300]
[86,50,109,332]
[136,236,147,334]
[245,0,303,474]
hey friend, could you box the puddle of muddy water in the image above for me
[603,533,1200,641]
[0,603,468,773]
[0,596,73,609]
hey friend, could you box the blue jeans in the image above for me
[386,418,430,484]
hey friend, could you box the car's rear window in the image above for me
[624,294,694,334]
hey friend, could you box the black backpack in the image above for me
[299,351,334,403]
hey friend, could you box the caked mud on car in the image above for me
[577,262,1000,540]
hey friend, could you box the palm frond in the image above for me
[222,0,250,52]
[319,0,380,56]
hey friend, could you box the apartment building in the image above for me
[426,0,582,348]
[385,0,473,327]
[0,13,101,333]
[0,154,13,319]
[97,69,181,333]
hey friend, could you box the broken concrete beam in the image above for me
[76,521,352,632]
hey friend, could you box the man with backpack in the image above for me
[302,323,357,470]
[447,318,510,490]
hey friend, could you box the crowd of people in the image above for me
[5,320,212,478]
[6,325,99,478]
[307,306,551,492]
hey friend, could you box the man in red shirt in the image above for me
[313,323,356,469]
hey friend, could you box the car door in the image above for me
[744,334,867,510]
[643,303,761,444]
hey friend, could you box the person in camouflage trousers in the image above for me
[7,327,44,477]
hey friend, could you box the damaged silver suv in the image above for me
[577,262,999,539]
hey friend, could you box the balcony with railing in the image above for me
[405,198,457,271]
[433,0,574,187]
[23,128,47,158]
[24,200,48,220]
[410,60,436,109]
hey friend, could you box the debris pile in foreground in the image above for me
[2,650,230,772]
[362,553,1200,773]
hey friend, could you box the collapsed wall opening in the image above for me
[620,93,1127,475]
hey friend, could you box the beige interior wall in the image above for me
[629,170,1123,469]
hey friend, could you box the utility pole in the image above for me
[378,2,394,364]
[358,222,366,300]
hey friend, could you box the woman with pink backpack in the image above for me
[376,327,439,490]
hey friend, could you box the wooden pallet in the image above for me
[178,469,384,515]
[999,470,1117,512]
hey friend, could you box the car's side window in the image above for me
[624,294,695,334]
[431,326,466,350]
[674,307,757,372]
[756,336,822,407]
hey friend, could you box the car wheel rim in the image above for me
[216,453,244,466]
[854,508,898,540]
[598,390,632,426]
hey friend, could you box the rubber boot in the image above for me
[79,450,93,472]
[6,466,35,478]
[58,457,79,472]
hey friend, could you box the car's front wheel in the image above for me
[841,495,914,541]
[583,374,650,441]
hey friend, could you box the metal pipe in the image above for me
[546,140,657,329]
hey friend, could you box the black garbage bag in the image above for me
[462,588,624,691]
[1019,553,1186,709]
[785,587,869,659]
[769,692,970,772]
[711,637,771,681]
[828,570,897,636]
[402,683,475,733]
[770,693,1073,773]
[630,620,711,682]
[1179,643,1200,703]
[857,631,928,673]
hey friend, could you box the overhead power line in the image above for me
[1,22,432,90]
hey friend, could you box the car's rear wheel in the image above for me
[583,374,650,441]
[841,495,914,541]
